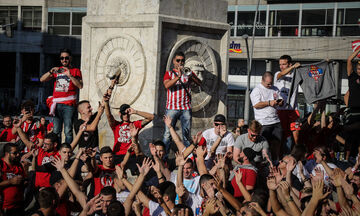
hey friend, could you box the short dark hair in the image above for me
[173,204,194,216]
[291,144,307,161]
[21,100,35,110]
[59,143,71,150]
[107,200,125,216]
[280,55,292,64]
[77,100,90,112]
[159,181,176,203]
[261,71,274,81]
[37,187,59,209]
[100,186,116,199]
[45,133,58,145]
[173,51,185,59]
[153,140,166,149]
[199,174,214,186]
[60,48,72,56]
[4,143,18,154]
[100,146,113,156]
[3,115,11,119]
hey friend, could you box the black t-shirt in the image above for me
[74,113,99,148]
[348,72,360,108]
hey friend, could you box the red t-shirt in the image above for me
[0,159,25,210]
[56,199,71,216]
[0,128,17,142]
[231,168,257,198]
[93,165,116,196]
[35,148,59,187]
[52,67,82,106]
[47,122,54,133]
[111,120,142,155]
[163,70,198,110]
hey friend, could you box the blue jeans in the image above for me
[53,103,76,144]
[163,109,192,152]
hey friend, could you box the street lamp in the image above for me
[242,34,251,125]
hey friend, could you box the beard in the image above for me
[238,157,244,164]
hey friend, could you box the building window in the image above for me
[0,6,18,28]
[336,8,360,36]
[269,10,299,36]
[237,11,266,36]
[302,9,333,36]
[48,12,86,35]
[228,11,235,36]
[22,6,42,32]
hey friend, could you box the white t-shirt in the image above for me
[185,193,203,216]
[149,200,173,216]
[274,71,298,110]
[170,172,201,195]
[250,84,281,125]
[311,163,338,186]
[202,128,234,160]
[116,191,130,203]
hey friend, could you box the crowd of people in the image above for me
[0,47,359,216]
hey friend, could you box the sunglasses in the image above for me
[279,160,288,164]
[60,56,70,60]
[214,123,225,126]
[176,59,185,63]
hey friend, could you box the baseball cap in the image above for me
[243,148,256,162]
[214,114,226,123]
[119,104,130,115]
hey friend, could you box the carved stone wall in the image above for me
[81,0,229,150]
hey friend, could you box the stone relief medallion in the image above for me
[166,36,218,112]
[95,35,146,108]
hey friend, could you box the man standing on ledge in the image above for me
[40,48,83,143]
[163,51,202,151]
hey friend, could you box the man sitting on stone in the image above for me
[233,120,271,165]
[198,114,234,168]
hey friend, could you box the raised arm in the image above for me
[86,102,105,132]
[40,67,57,82]
[195,146,208,176]
[347,48,360,76]
[126,107,154,128]
[267,176,289,216]
[119,158,152,216]
[71,122,86,150]
[63,68,83,89]
[302,180,329,216]
[234,170,252,202]
[103,92,117,129]
[13,120,34,151]
[276,63,300,80]
[164,71,181,89]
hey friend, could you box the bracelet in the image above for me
[268,100,270,106]
[109,87,114,90]
[158,176,164,180]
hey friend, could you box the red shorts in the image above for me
[277,110,300,137]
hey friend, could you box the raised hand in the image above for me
[312,179,330,201]
[12,118,21,128]
[219,125,227,137]
[214,154,225,169]
[272,167,283,184]
[312,167,324,182]
[129,123,139,138]
[51,156,65,171]
[31,149,39,157]
[126,107,136,115]
[176,184,187,198]
[267,176,278,191]
[149,143,157,157]
[86,194,102,215]
[163,115,172,128]
[192,131,203,145]
[249,202,265,215]
[342,179,355,199]
[286,159,296,172]
[234,170,243,183]
[175,152,186,166]
[98,101,105,112]
[204,198,220,215]
[278,181,291,197]
[152,160,161,173]
[330,168,343,187]
[79,121,87,132]
[195,146,207,159]
[136,157,153,176]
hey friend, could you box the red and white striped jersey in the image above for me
[164,69,195,110]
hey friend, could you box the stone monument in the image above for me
[80,0,230,152]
